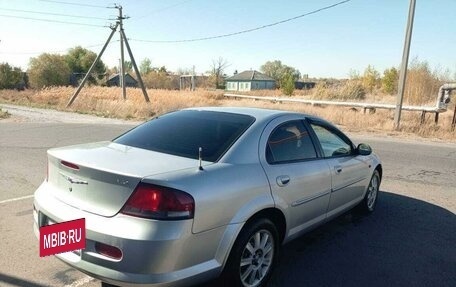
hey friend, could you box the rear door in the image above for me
[307,121,371,218]
[260,116,331,238]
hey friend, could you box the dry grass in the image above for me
[0,107,10,119]
[0,87,454,141]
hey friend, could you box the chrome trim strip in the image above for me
[331,177,366,193]
[59,172,88,185]
[291,190,331,207]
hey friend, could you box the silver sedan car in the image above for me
[33,107,382,287]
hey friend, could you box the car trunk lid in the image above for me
[47,141,200,217]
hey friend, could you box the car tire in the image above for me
[221,218,279,287]
[359,169,381,213]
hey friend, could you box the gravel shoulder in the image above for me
[0,103,142,125]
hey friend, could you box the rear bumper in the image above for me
[33,181,225,287]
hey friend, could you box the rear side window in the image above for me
[266,120,317,164]
[114,110,255,162]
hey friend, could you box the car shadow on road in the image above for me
[0,273,47,287]
[200,191,456,287]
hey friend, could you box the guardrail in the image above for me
[224,83,456,126]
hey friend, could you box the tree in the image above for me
[260,60,300,88]
[362,65,380,93]
[65,46,106,84]
[281,72,295,96]
[261,60,283,82]
[0,63,23,89]
[210,57,229,89]
[123,61,133,73]
[381,67,398,95]
[28,53,71,88]
[139,58,153,75]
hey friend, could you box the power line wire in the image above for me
[0,13,107,27]
[0,7,108,20]
[0,40,120,55]
[131,0,351,43]
[39,0,108,9]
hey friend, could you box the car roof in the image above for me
[184,106,316,122]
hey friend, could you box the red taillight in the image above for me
[95,242,122,260]
[61,160,79,170]
[121,183,195,220]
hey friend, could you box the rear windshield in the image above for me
[114,110,255,162]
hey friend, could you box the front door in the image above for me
[308,122,371,218]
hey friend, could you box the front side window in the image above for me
[310,123,352,157]
[114,110,255,162]
[266,121,317,164]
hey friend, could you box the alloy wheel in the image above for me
[367,173,379,210]
[239,229,275,287]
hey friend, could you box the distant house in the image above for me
[225,70,276,92]
[106,73,138,87]
[295,81,316,90]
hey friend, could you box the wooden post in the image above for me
[420,111,426,124]
[452,105,456,131]
[118,5,126,100]
[121,29,150,103]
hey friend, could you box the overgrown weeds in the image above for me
[0,87,454,141]
[0,108,10,119]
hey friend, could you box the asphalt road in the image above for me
[0,107,455,287]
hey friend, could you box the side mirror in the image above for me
[357,143,372,156]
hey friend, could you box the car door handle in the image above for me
[334,165,343,173]
[276,175,290,186]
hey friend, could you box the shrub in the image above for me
[313,82,332,99]
[362,65,380,93]
[0,63,23,89]
[382,67,398,95]
[28,53,71,88]
[281,73,295,96]
[338,80,366,100]
[312,80,365,101]
[404,58,442,105]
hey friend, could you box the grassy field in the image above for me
[0,87,454,141]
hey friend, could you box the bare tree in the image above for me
[210,57,229,89]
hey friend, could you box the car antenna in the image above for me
[198,147,204,171]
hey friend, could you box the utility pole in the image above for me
[394,0,416,129]
[67,6,149,107]
[117,4,127,100]
[191,65,195,91]
[121,29,150,102]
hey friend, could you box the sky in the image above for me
[0,0,455,79]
